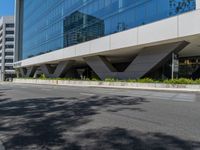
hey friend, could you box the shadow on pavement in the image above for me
[64,127,200,150]
[0,94,199,150]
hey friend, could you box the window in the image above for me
[6,24,14,28]
[6,38,14,42]
[21,0,196,59]
[5,59,13,63]
[5,66,14,70]
[5,45,14,48]
[6,31,14,34]
[5,52,14,56]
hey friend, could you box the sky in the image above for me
[0,0,15,16]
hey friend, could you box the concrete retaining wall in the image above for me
[12,78,200,92]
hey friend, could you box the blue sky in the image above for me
[0,0,15,16]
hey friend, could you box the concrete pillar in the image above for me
[85,41,189,80]
[84,56,117,80]
[124,41,189,79]
[40,60,75,78]
[20,66,37,77]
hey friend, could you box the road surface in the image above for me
[0,82,200,150]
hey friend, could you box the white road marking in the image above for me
[41,88,51,91]
[103,92,195,102]
[19,86,26,89]
[80,93,95,96]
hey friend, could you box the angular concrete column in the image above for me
[85,41,189,80]
[20,66,37,77]
[123,41,189,79]
[84,56,117,80]
[40,60,75,78]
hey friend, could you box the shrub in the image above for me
[194,79,200,84]
[137,78,155,83]
[163,78,194,84]
[105,77,117,82]
[39,74,46,79]
[127,79,137,83]
[91,77,100,81]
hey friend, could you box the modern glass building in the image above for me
[15,0,200,80]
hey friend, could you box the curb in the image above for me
[11,79,200,93]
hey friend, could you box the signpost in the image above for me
[171,53,179,80]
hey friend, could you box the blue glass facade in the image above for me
[21,0,196,59]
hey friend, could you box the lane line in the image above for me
[41,88,51,91]
[80,93,95,96]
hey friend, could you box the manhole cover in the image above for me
[0,140,5,150]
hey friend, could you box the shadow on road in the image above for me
[64,127,200,150]
[0,94,199,150]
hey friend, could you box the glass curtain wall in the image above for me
[22,0,196,59]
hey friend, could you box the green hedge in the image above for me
[163,78,200,84]
[105,77,200,84]
[17,77,200,85]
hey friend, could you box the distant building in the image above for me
[0,16,15,81]
[14,0,200,80]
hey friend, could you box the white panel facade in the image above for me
[75,42,91,56]
[138,17,178,45]
[90,36,110,53]
[178,10,200,37]
[62,46,76,60]
[110,28,138,50]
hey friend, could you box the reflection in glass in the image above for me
[63,11,104,47]
[21,0,196,59]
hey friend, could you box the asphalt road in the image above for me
[0,82,200,150]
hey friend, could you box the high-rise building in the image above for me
[0,16,15,81]
[14,0,200,80]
